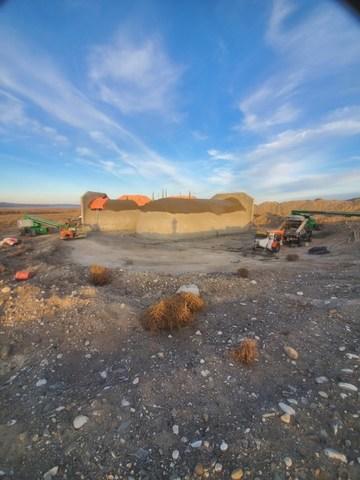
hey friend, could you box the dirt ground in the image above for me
[0,218,359,480]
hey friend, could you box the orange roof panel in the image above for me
[89,196,108,210]
[118,194,151,206]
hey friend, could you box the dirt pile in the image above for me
[255,198,360,225]
[142,197,244,214]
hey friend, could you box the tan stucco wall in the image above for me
[83,209,140,232]
[136,210,251,235]
[81,191,254,236]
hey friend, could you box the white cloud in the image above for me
[207,149,237,161]
[207,168,235,186]
[251,106,360,157]
[192,130,208,141]
[0,29,191,187]
[236,1,360,134]
[75,146,96,158]
[0,89,68,144]
[267,0,360,69]
[88,32,183,116]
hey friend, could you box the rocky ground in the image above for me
[0,223,359,480]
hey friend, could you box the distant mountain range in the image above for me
[0,202,79,208]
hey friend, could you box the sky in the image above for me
[0,0,359,204]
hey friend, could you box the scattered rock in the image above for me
[220,440,228,451]
[133,377,139,385]
[278,402,295,416]
[73,415,89,430]
[315,376,329,384]
[43,466,59,480]
[36,379,47,387]
[284,346,299,360]
[191,440,202,448]
[121,399,130,407]
[1,287,10,294]
[231,467,244,479]
[100,370,107,379]
[201,369,210,378]
[172,449,179,460]
[214,463,223,472]
[280,413,291,424]
[338,382,358,392]
[318,391,328,399]
[250,280,257,285]
[284,457,292,468]
[324,448,347,463]
[296,291,304,296]
[172,425,179,435]
[194,464,205,476]
[176,284,200,296]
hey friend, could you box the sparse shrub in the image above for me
[89,264,111,286]
[237,267,249,278]
[231,338,259,365]
[141,292,205,331]
[286,253,299,262]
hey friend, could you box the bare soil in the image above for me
[0,219,359,480]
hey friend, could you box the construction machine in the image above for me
[254,208,360,252]
[254,230,282,253]
[17,215,63,236]
[18,214,86,240]
[254,212,315,251]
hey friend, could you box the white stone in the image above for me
[191,440,202,448]
[338,382,358,392]
[318,391,328,399]
[176,284,200,296]
[250,280,257,285]
[315,376,329,384]
[346,353,359,360]
[121,399,130,407]
[133,377,139,385]
[201,370,210,378]
[43,466,59,480]
[214,463,223,472]
[100,370,107,379]
[172,425,179,435]
[36,379,47,387]
[1,287,10,294]
[324,448,347,463]
[73,415,88,430]
[220,440,228,452]
[296,291,304,296]
[284,457,292,468]
[278,402,295,416]
[172,449,180,460]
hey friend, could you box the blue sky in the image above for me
[0,0,359,203]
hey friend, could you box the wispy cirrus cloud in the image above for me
[0,89,68,144]
[236,73,301,132]
[250,106,360,158]
[207,168,235,186]
[207,149,237,161]
[236,1,360,134]
[0,28,191,187]
[88,32,183,118]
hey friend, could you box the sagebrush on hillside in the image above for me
[89,264,111,286]
[141,292,205,331]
